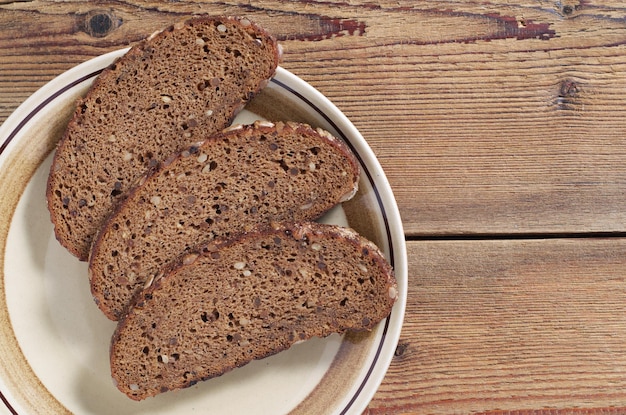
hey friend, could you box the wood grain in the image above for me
[367,239,626,414]
[2,0,626,236]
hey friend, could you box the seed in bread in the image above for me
[46,15,280,260]
[110,221,397,400]
[89,121,360,321]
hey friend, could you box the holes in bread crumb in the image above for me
[273,159,289,172]
[111,181,123,197]
[201,309,219,322]
[200,161,214,173]
[197,79,211,91]
[200,312,208,322]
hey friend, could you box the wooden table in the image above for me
[3,1,626,413]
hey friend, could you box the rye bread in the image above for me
[110,221,397,400]
[89,121,360,321]
[46,15,280,260]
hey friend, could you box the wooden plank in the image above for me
[2,0,626,235]
[367,238,626,414]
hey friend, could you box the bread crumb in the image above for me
[255,120,274,128]
[389,285,398,300]
[183,253,199,265]
[223,124,243,133]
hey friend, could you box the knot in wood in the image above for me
[561,1,581,17]
[556,78,584,112]
[82,10,121,38]
[394,341,409,357]
[559,79,581,98]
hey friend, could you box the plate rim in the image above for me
[0,49,407,415]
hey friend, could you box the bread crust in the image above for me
[46,15,280,260]
[89,121,360,321]
[110,221,397,400]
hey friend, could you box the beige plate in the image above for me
[0,49,407,415]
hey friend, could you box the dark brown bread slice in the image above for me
[89,121,360,321]
[46,15,280,260]
[110,221,397,400]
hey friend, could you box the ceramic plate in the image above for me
[0,49,407,415]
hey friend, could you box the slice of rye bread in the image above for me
[89,121,361,321]
[46,15,280,260]
[110,221,398,400]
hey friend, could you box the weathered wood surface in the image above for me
[2,0,626,236]
[3,1,626,413]
[369,239,626,414]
